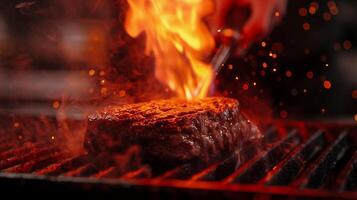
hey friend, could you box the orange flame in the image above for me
[125,0,215,100]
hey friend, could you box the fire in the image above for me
[125,0,215,100]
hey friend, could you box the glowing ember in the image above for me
[124,0,215,100]
[323,80,332,90]
[243,83,249,90]
[343,40,352,50]
[306,71,314,79]
[299,8,308,17]
[88,69,96,76]
[302,22,311,31]
[52,101,61,109]
[352,90,357,99]
[261,41,267,47]
[13,122,20,128]
[119,90,127,97]
[262,62,268,68]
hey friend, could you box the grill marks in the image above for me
[0,124,356,193]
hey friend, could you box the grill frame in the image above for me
[0,173,356,199]
[0,120,356,199]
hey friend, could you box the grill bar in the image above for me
[224,129,301,184]
[297,131,351,189]
[336,151,357,191]
[0,146,58,170]
[0,121,356,199]
[35,154,88,176]
[265,130,326,185]
[190,127,279,182]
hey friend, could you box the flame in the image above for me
[125,0,215,100]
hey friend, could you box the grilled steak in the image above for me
[85,97,262,166]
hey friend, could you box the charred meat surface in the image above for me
[85,97,262,167]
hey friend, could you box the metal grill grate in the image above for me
[0,121,356,199]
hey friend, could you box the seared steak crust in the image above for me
[85,97,261,166]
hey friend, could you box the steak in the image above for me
[85,97,262,167]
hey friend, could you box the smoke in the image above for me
[0,0,171,156]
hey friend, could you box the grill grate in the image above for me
[0,121,356,199]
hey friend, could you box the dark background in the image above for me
[0,0,356,121]
[218,0,357,121]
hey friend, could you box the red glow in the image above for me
[343,40,352,50]
[303,22,311,31]
[323,80,332,90]
[243,83,249,90]
[280,110,288,119]
[352,90,357,99]
[299,8,308,17]
[306,71,314,79]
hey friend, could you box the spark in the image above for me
[261,41,267,47]
[323,80,332,90]
[101,87,108,95]
[299,8,308,17]
[88,69,96,76]
[119,90,126,97]
[243,83,249,90]
[260,70,266,77]
[306,71,314,79]
[343,40,352,50]
[14,122,20,128]
[52,101,60,109]
[303,22,311,31]
[352,90,357,99]
[309,7,317,15]
[262,62,268,68]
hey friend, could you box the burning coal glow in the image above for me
[124,0,215,100]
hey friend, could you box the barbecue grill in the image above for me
[0,120,356,199]
[1,0,357,199]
